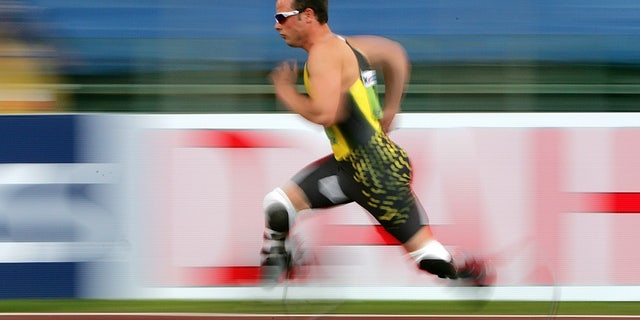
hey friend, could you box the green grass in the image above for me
[0,300,638,315]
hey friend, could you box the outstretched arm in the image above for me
[345,35,410,132]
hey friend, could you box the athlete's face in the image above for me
[274,0,305,48]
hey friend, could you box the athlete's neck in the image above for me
[302,25,334,51]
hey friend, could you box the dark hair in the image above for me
[293,0,328,24]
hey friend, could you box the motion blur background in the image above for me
[2,0,639,114]
[1,0,640,302]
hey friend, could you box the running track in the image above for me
[0,314,638,320]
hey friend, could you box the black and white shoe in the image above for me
[455,256,496,286]
[260,244,292,286]
[420,259,458,279]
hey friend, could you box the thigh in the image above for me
[291,155,353,209]
[342,175,426,244]
[337,141,426,244]
[366,191,426,244]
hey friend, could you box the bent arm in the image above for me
[271,47,343,128]
[345,35,410,132]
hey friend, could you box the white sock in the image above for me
[409,239,452,262]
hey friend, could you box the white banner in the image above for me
[78,113,640,301]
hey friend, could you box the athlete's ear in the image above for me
[302,7,314,22]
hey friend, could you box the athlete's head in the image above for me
[275,0,329,49]
[291,0,328,24]
[275,0,327,25]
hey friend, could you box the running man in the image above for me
[261,0,492,286]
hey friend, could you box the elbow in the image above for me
[308,108,341,128]
[312,113,337,128]
[304,98,344,127]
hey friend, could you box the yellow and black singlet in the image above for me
[303,37,383,161]
[299,36,422,242]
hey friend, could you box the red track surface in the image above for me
[0,314,638,320]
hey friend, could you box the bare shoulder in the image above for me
[342,35,407,66]
[307,36,352,71]
[344,35,397,47]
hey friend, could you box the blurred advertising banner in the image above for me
[0,115,121,298]
[1,113,639,300]
[132,113,640,301]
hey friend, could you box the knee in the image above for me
[263,188,297,233]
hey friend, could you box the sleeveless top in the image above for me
[301,36,416,237]
[303,35,383,161]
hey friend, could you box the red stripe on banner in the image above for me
[605,192,640,213]
[185,266,262,286]
[318,225,456,246]
[183,130,289,148]
[321,225,401,246]
[573,192,640,213]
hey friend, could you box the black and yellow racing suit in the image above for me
[291,37,425,243]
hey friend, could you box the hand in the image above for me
[270,60,299,90]
[380,108,398,133]
[380,115,394,133]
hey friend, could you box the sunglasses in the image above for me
[275,10,300,24]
